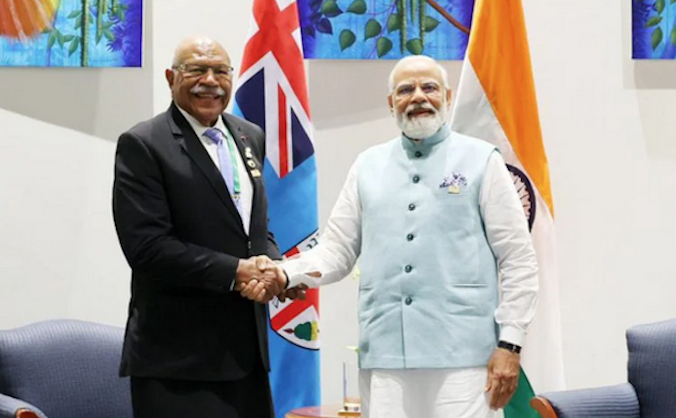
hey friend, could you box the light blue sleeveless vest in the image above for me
[356,124,499,369]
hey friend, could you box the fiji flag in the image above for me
[233,0,320,417]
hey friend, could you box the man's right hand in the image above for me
[235,255,286,303]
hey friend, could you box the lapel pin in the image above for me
[247,160,257,168]
[448,185,460,194]
[245,147,253,158]
[251,169,262,178]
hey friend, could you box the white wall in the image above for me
[1,0,675,409]
[524,0,676,389]
[0,109,129,328]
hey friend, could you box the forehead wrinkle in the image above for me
[389,56,446,91]
[174,37,230,66]
[185,51,228,64]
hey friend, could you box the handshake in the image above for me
[234,255,306,303]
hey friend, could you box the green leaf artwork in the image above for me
[347,0,367,14]
[0,0,143,67]
[321,0,341,16]
[365,19,382,40]
[406,38,424,54]
[68,40,79,56]
[646,16,663,27]
[423,16,440,32]
[633,0,676,58]
[652,26,664,50]
[377,37,393,57]
[340,29,356,51]
[299,0,474,60]
[388,13,401,32]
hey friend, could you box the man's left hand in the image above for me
[278,284,308,302]
[485,347,521,410]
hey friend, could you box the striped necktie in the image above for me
[204,127,243,217]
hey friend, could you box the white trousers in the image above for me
[359,368,503,418]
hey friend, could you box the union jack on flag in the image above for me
[233,0,320,416]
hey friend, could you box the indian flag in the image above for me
[450,0,566,417]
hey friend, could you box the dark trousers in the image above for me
[130,364,274,418]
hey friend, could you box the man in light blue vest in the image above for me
[242,55,538,418]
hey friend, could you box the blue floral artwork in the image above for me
[299,0,475,60]
[0,0,143,67]
[633,0,676,59]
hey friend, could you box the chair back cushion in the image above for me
[626,318,676,418]
[0,320,131,418]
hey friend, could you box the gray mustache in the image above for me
[190,85,225,96]
[406,103,436,114]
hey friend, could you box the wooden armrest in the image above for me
[530,396,559,418]
[16,409,40,418]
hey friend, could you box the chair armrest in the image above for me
[530,396,559,418]
[532,383,639,418]
[0,394,47,418]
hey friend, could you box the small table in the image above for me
[286,405,360,418]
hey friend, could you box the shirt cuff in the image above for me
[499,325,526,348]
[287,273,304,288]
[229,279,237,291]
[281,257,321,288]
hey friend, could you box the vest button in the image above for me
[412,175,420,183]
[408,203,416,211]
[405,297,413,305]
[415,151,422,158]
[406,234,414,241]
[404,265,412,273]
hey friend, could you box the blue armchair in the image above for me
[531,318,676,418]
[0,320,132,418]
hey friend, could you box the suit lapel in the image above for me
[167,105,245,234]
[223,115,266,228]
[223,115,263,188]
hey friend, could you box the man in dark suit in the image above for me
[112,36,287,418]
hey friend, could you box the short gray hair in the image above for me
[388,55,450,93]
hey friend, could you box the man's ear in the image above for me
[387,95,394,115]
[165,68,175,88]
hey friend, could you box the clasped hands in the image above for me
[235,255,306,303]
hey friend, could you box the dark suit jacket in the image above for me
[113,104,280,381]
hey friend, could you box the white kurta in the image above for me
[283,135,537,417]
[361,368,501,418]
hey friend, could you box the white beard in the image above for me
[396,102,449,140]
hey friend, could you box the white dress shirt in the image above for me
[176,106,254,235]
[283,148,538,347]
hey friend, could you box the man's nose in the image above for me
[202,69,219,85]
[410,87,427,104]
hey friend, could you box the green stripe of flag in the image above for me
[504,368,541,418]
